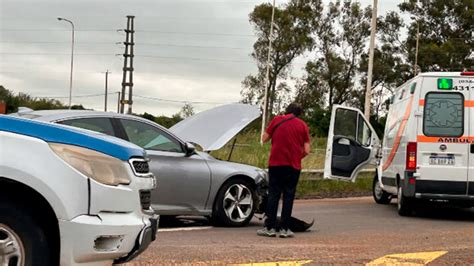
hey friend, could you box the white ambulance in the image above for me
[324,71,474,216]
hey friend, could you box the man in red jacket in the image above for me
[257,103,311,238]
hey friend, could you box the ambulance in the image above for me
[324,72,474,216]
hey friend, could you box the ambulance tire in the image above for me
[372,175,391,204]
[397,185,413,216]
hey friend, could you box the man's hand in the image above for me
[262,132,271,143]
[303,142,311,157]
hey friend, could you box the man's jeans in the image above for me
[264,166,301,230]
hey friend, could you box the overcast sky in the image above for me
[0,0,401,116]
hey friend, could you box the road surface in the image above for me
[126,197,474,265]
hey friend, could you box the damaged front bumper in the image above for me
[114,215,159,264]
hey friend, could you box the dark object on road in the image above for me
[276,216,314,232]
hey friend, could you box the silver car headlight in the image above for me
[49,143,131,186]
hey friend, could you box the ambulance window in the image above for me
[357,114,372,146]
[399,89,406,100]
[334,108,357,140]
[423,92,464,137]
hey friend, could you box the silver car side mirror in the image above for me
[185,142,196,157]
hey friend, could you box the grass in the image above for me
[296,172,373,199]
[210,130,328,169]
[211,130,373,198]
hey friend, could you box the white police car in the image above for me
[0,115,158,265]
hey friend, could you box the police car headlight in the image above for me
[49,143,131,186]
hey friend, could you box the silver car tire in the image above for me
[213,179,256,227]
[0,200,52,266]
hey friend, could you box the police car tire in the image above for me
[372,175,391,204]
[397,185,413,216]
[0,200,52,266]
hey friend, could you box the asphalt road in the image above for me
[125,197,474,265]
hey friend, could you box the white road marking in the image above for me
[158,226,213,232]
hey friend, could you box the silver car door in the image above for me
[118,118,212,214]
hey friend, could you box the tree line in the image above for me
[0,86,86,113]
[241,0,473,137]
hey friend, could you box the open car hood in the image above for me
[169,103,260,151]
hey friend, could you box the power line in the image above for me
[26,92,232,105]
[134,94,233,105]
[37,92,117,99]
[136,55,252,63]
[0,52,255,63]
[0,28,256,37]
[0,41,251,50]
[0,52,114,56]
[134,30,254,37]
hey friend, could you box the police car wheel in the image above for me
[0,201,52,266]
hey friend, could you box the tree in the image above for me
[138,112,183,129]
[357,11,412,118]
[0,85,70,113]
[297,0,372,110]
[399,0,473,72]
[241,0,322,119]
[179,102,195,118]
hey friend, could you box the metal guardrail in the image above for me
[300,168,375,180]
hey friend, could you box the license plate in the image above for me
[429,155,455,165]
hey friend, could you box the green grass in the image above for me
[210,130,328,169]
[211,130,373,198]
[296,172,373,199]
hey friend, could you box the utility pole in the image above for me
[414,21,420,76]
[120,15,135,114]
[103,70,111,112]
[260,0,276,144]
[364,0,378,120]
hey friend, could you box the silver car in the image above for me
[17,104,268,227]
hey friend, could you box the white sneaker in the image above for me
[279,229,295,238]
[257,227,277,237]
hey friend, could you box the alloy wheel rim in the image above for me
[0,224,25,266]
[223,184,253,223]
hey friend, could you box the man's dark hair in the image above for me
[285,102,303,117]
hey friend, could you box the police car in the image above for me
[0,115,158,265]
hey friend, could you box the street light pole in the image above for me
[364,0,378,120]
[260,0,276,145]
[57,17,75,109]
[103,70,111,112]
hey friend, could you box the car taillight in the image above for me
[461,71,474,76]
[406,142,417,171]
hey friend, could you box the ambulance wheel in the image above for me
[372,175,391,204]
[397,185,413,216]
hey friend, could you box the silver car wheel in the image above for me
[0,224,25,266]
[223,184,253,223]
